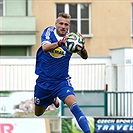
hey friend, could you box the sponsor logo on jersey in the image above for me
[49,47,66,58]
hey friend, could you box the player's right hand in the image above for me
[58,39,66,47]
[76,32,85,45]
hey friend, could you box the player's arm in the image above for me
[42,40,66,52]
[42,42,58,52]
[76,32,88,59]
[77,48,88,59]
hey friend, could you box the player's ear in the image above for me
[55,21,57,26]
[55,19,58,26]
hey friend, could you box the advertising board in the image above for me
[0,118,48,133]
[61,117,133,133]
[95,117,133,133]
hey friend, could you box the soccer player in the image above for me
[34,12,92,133]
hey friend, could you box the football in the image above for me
[65,32,84,53]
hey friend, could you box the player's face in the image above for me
[55,17,70,37]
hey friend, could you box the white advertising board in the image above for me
[0,118,47,133]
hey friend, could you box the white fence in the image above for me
[70,63,106,90]
[0,57,133,91]
[0,57,106,91]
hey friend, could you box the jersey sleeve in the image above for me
[41,26,55,44]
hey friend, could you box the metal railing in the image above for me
[61,91,133,117]
[106,91,133,117]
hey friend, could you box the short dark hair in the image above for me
[58,12,71,19]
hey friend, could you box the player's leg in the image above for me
[34,105,47,116]
[57,79,94,133]
[34,97,59,116]
[64,95,91,133]
[34,83,54,116]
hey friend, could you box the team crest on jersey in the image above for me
[49,47,66,58]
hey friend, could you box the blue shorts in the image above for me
[34,77,75,107]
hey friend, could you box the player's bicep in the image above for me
[41,41,51,46]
